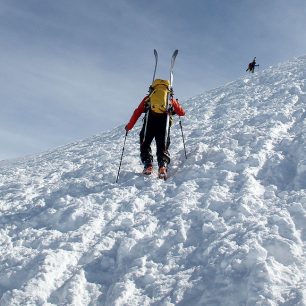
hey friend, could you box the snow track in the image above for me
[1,56,306,305]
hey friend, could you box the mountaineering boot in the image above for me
[143,164,153,175]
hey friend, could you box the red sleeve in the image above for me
[126,96,148,130]
[171,98,185,116]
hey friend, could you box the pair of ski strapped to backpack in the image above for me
[142,49,178,147]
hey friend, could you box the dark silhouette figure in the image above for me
[246,57,259,73]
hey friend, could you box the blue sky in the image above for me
[1,0,306,160]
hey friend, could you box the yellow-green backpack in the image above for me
[148,79,170,114]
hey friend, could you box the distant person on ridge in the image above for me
[125,79,185,178]
[246,57,259,73]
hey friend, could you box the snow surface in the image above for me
[1,56,306,306]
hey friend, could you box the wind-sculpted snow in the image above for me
[1,56,306,305]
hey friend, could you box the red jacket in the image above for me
[125,96,185,131]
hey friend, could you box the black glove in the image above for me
[168,105,176,115]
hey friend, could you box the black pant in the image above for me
[139,111,170,167]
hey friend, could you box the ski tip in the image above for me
[158,174,167,180]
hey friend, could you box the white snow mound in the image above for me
[1,56,306,305]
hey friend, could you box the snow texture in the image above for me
[1,56,306,306]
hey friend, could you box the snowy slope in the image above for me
[1,56,306,306]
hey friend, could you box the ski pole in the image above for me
[115,130,128,183]
[179,117,187,159]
